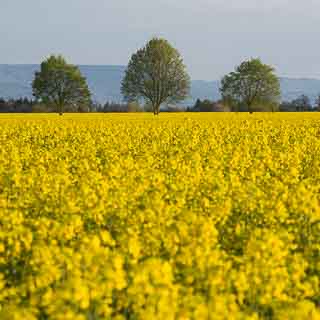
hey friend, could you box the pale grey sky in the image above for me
[1,0,320,80]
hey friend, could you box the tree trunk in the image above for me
[58,103,63,115]
[153,104,160,115]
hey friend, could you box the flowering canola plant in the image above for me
[0,113,320,319]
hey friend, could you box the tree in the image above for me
[32,55,91,115]
[220,58,281,113]
[292,95,312,112]
[121,38,190,115]
[193,99,202,111]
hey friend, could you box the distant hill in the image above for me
[0,64,319,105]
[0,64,126,104]
[279,78,320,102]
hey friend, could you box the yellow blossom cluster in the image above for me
[0,113,320,319]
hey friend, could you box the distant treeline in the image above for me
[189,95,320,112]
[0,97,33,113]
[1,94,319,113]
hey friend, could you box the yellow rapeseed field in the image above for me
[0,113,320,319]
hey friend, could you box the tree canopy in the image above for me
[220,58,281,112]
[32,55,91,115]
[121,38,190,115]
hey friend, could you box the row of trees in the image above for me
[31,39,191,115]
[3,37,319,114]
[0,98,33,113]
[2,96,318,113]
[189,95,320,112]
[280,95,320,112]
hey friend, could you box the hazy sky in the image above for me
[1,0,320,80]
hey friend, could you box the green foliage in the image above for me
[32,55,91,115]
[121,38,190,115]
[220,58,281,112]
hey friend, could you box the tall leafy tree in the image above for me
[121,38,190,115]
[32,55,91,115]
[220,58,281,113]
